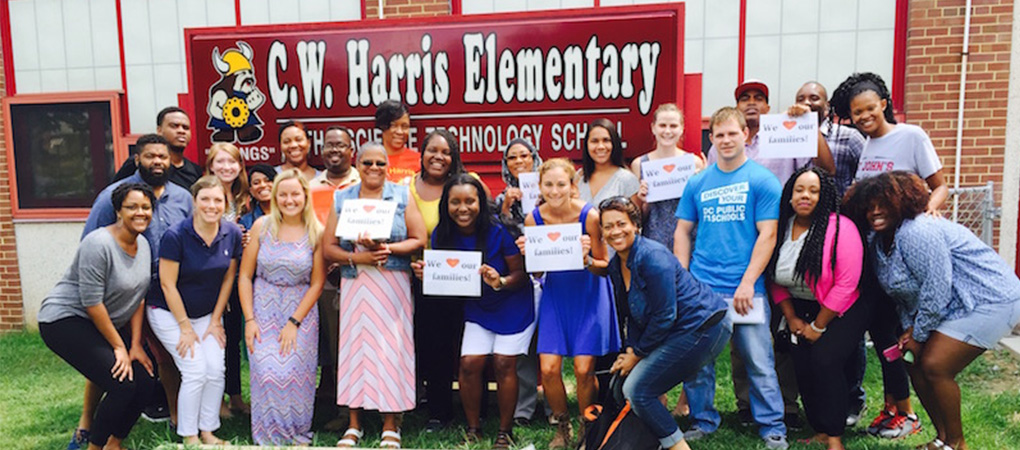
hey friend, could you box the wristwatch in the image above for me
[493,276,507,291]
[288,316,302,328]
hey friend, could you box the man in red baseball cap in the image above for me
[706,79,834,186]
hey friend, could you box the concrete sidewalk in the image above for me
[1001,335,1020,359]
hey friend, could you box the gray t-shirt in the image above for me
[37,228,151,329]
[855,123,942,181]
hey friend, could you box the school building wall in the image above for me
[0,0,1016,331]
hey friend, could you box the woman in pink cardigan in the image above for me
[766,167,866,450]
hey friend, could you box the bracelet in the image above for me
[493,276,507,291]
[288,316,302,328]
[177,317,188,325]
[809,321,827,333]
[245,317,255,323]
[348,253,355,267]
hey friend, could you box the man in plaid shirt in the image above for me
[795,82,867,196]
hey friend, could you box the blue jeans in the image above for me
[683,303,787,438]
[623,316,732,448]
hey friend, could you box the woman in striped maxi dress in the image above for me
[322,142,427,449]
[238,169,326,446]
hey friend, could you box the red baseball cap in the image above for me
[735,79,769,102]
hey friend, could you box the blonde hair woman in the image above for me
[205,143,250,222]
[238,169,326,446]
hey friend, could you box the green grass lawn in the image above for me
[2,330,1019,449]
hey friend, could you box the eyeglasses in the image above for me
[360,160,388,168]
[388,123,411,132]
[324,142,351,151]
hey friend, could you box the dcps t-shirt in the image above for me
[675,160,781,293]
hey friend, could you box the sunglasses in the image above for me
[360,160,388,168]
[598,196,634,211]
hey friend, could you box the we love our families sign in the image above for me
[757,112,819,159]
[423,250,482,297]
[518,172,541,215]
[524,223,584,273]
[336,199,398,240]
[641,153,697,202]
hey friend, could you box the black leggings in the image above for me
[40,317,155,447]
[864,275,912,401]
[789,298,869,437]
[223,288,243,396]
[414,286,465,423]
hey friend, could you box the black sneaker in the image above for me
[784,412,804,431]
[514,417,532,427]
[738,409,754,427]
[141,404,170,423]
[424,418,445,433]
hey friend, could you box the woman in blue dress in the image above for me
[515,158,619,449]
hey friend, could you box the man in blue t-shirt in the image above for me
[673,107,789,450]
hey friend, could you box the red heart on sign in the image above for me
[363,205,376,212]
[547,232,561,241]
[783,121,797,130]
[663,164,676,173]
[446,259,460,268]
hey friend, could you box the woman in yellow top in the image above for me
[408,128,487,431]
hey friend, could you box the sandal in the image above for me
[462,427,483,445]
[916,439,945,450]
[336,428,363,448]
[380,429,402,449]
[494,430,515,450]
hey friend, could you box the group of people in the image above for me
[38,72,1020,450]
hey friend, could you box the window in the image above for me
[2,91,128,220]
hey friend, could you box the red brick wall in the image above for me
[0,43,25,332]
[365,0,450,19]
[904,0,1013,249]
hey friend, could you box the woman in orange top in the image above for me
[376,100,420,183]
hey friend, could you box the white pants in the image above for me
[147,307,225,436]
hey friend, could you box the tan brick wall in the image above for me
[365,0,450,19]
[905,0,1013,250]
[0,43,25,332]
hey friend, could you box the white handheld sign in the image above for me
[336,199,398,241]
[758,112,819,160]
[523,223,584,273]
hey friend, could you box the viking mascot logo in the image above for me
[207,41,266,144]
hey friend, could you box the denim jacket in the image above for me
[608,236,727,357]
[334,182,412,278]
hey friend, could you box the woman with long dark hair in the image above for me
[412,174,534,449]
[831,72,947,439]
[845,171,1020,450]
[578,118,639,206]
[765,167,867,450]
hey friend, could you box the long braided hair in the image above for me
[829,72,897,127]
[767,166,841,285]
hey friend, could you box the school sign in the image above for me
[185,5,696,176]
